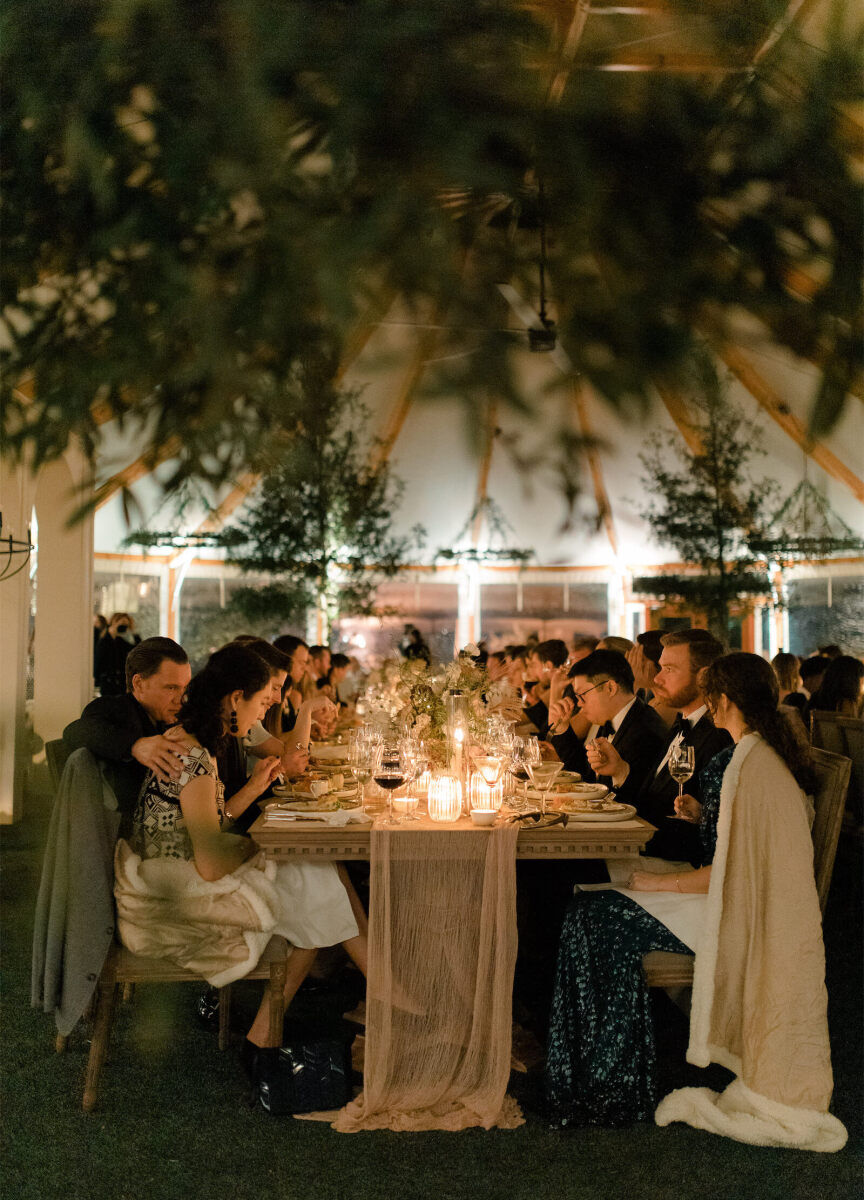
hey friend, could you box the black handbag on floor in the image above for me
[258,1031,354,1115]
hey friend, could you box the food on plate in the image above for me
[559,796,627,814]
[268,796,342,813]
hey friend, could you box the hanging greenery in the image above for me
[750,478,864,563]
[633,351,776,636]
[2,1,862,509]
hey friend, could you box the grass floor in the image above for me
[3,765,861,1200]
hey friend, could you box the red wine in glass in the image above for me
[374,774,405,791]
[511,768,530,783]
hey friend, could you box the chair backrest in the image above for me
[809,746,852,916]
[45,739,73,792]
[810,709,864,824]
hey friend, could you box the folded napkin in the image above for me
[264,808,371,827]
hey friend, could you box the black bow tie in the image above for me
[597,721,614,740]
[670,714,689,740]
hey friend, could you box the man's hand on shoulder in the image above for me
[131,735,184,782]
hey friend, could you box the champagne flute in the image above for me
[526,760,563,816]
[669,743,696,800]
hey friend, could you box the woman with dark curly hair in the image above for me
[114,643,367,1081]
[546,653,845,1151]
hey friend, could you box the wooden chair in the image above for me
[810,710,863,826]
[642,746,852,989]
[80,935,290,1111]
[43,749,292,1111]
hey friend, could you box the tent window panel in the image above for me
[787,577,864,659]
[93,571,160,639]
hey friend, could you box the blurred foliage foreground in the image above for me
[2,0,862,513]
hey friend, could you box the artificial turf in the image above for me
[3,765,861,1200]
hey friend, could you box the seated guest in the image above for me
[546,653,845,1150]
[486,650,509,683]
[548,651,668,800]
[63,637,191,831]
[596,635,634,655]
[772,652,807,716]
[217,638,312,833]
[569,634,598,662]
[273,635,311,730]
[817,643,843,659]
[523,639,569,736]
[627,631,677,727]
[809,655,864,718]
[317,652,351,705]
[587,629,730,866]
[308,644,331,683]
[800,654,831,703]
[504,644,528,690]
[114,643,368,1085]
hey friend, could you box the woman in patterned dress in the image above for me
[117,643,367,1073]
[545,653,815,1129]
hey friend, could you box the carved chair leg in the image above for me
[218,985,231,1051]
[55,1033,69,1054]
[268,960,288,1045]
[121,982,135,1004]
[83,980,118,1113]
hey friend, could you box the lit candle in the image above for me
[469,772,504,812]
[428,773,462,822]
[392,795,419,816]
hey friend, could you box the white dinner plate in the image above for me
[560,803,636,823]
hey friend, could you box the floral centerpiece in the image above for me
[360,644,521,765]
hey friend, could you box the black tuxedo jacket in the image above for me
[636,713,732,865]
[63,694,160,821]
[589,697,669,803]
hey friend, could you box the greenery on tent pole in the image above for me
[2,1,862,510]
[129,370,424,641]
[633,353,776,638]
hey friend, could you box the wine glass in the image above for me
[397,737,425,821]
[669,743,695,800]
[373,747,406,826]
[526,760,563,816]
[348,735,376,808]
[506,739,532,810]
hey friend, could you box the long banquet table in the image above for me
[249,809,656,860]
[249,806,656,1131]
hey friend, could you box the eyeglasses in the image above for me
[572,679,609,709]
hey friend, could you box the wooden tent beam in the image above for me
[748,0,822,70]
[547,0,591,105]
[93,436,182,509]
[571,380,619,557]
[718,344,864,504]
[650,378,704,456]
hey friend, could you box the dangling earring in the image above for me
[229,708,239,734]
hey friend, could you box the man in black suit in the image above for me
[587,629,731,866]
[551,649,669,794]
[522,638,569,737]
[63,637,191,829]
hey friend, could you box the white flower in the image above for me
[461,642,480,657]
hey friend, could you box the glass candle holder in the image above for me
[427,772,462,822]
[469,771,504,812]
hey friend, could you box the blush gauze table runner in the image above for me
[333,823,523,1132]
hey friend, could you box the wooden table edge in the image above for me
[249,814,657,860]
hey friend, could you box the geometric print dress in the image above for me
[545,747,731,1127]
